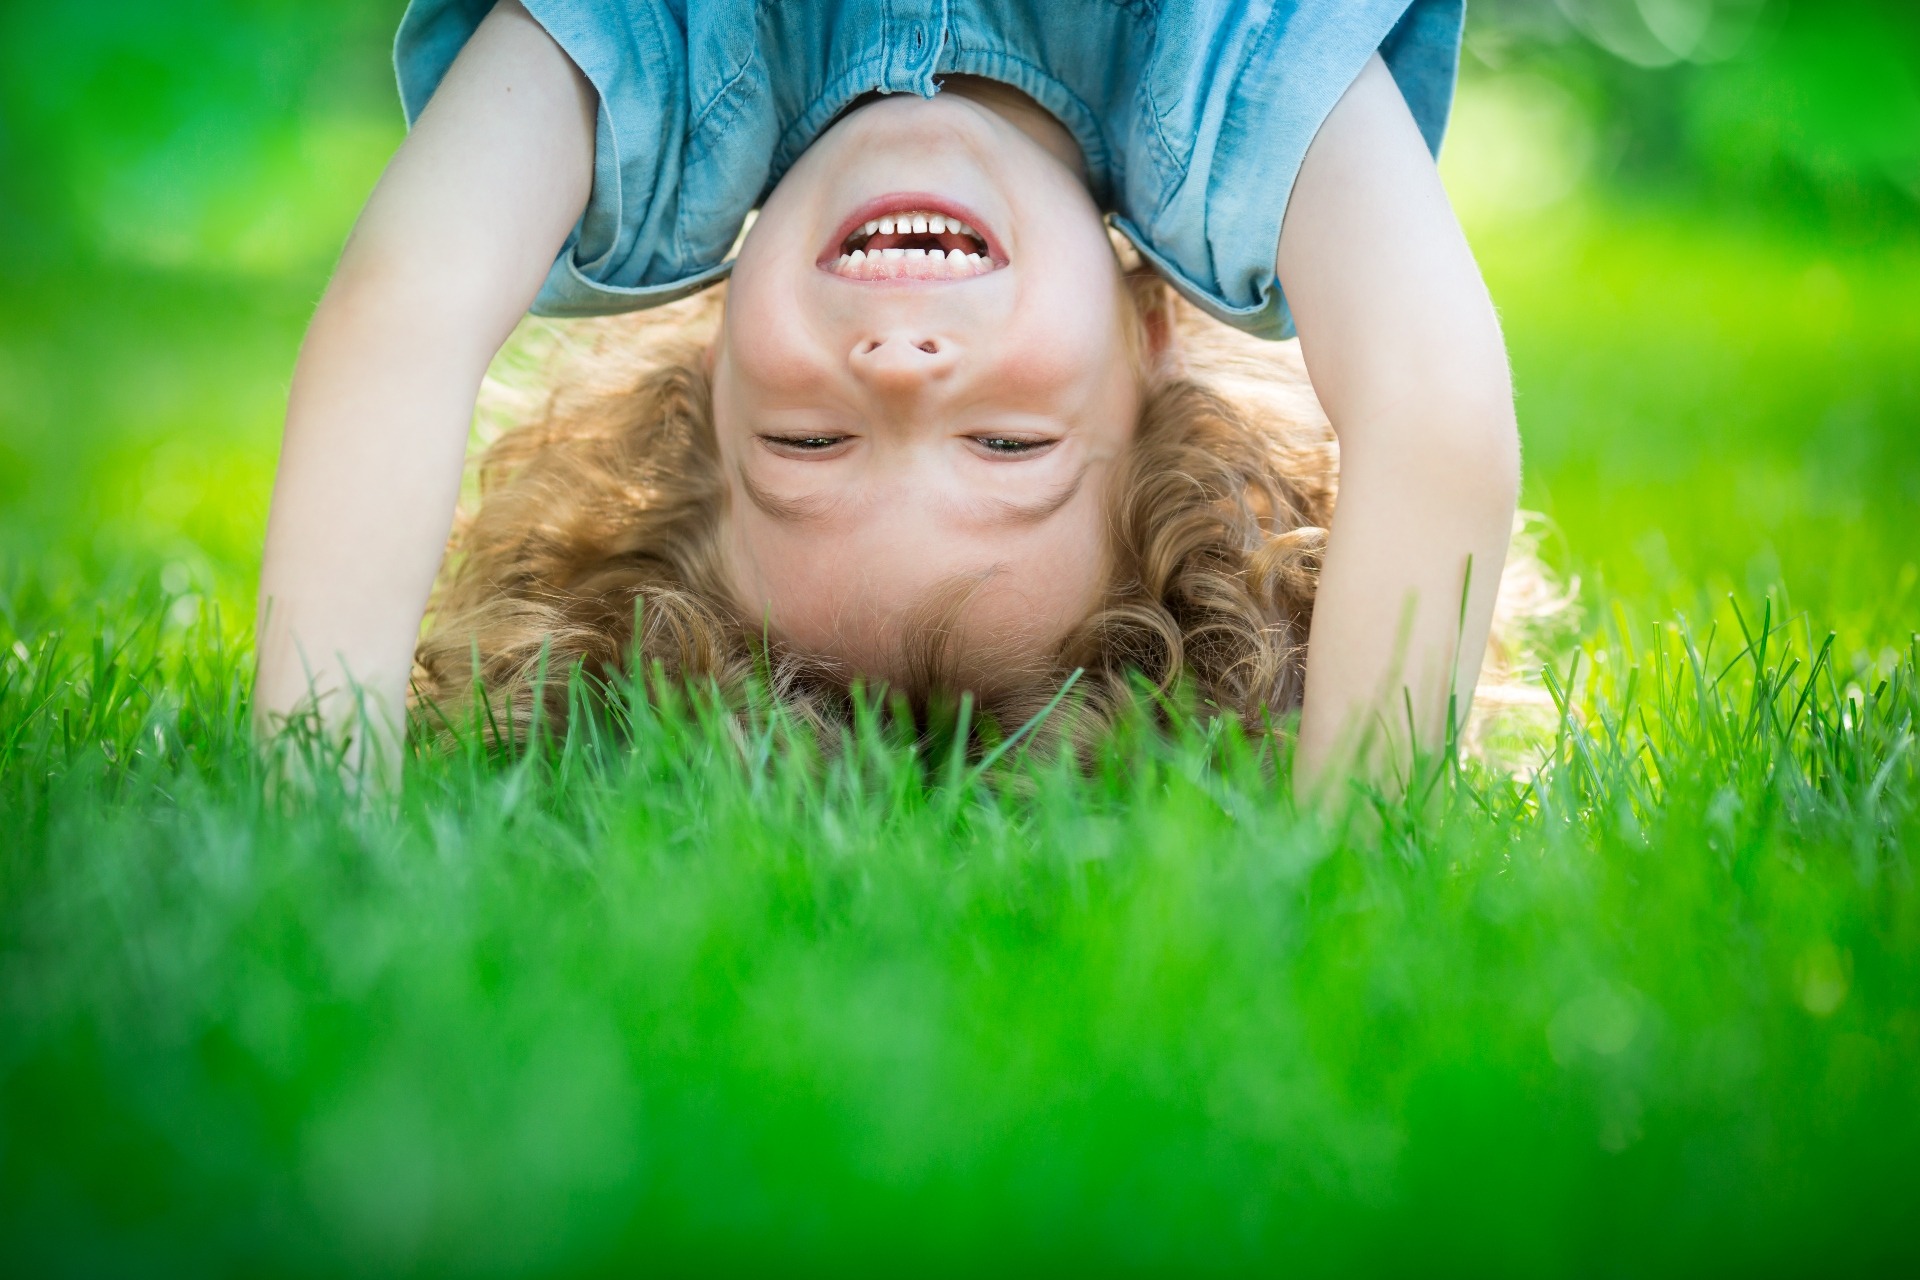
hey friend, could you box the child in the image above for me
[255,0,1521,792]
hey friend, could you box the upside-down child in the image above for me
[254,0,1527,791]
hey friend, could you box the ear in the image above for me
[1129,272,1182,378]
[1141,290,1177,367]
[700,339,718,376]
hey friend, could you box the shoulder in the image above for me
[1111,0,1465,340]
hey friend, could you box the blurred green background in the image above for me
[1,5,1916,1271]
[0,0,1915,640]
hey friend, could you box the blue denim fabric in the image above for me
[396,0,1462,339]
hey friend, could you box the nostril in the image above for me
[855,337,945,362]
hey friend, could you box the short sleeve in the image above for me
[1110,0,1465,341]
[394,0,737,317]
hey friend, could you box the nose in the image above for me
[847,333,958,398]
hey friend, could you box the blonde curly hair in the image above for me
[415,271,1554,753]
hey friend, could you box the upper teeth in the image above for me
[831,247,994,279]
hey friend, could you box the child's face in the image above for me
[710,87,1142,686]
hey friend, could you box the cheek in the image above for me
[716,305,815,404]
[1001,276,1137,406]
[718,239,835,402]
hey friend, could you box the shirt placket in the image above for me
[882,0,947,93]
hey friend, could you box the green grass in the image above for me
[3,200,1919,1279]
[1,570,1916,1273]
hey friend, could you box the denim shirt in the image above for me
[397,0,1462,340]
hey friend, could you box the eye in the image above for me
[972,436,1052,456]
[760,434,849,454]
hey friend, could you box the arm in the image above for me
[253,1,595,780]
[1276,54,1521,798]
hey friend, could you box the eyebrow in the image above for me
[977,464,1088,526]
[736,464,845,525]
[735,459,1088,527]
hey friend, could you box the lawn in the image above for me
[2,2,1918,1273]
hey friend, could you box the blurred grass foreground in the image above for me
[2,0,1918,1273]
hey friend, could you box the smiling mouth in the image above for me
[828,207,999,281]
